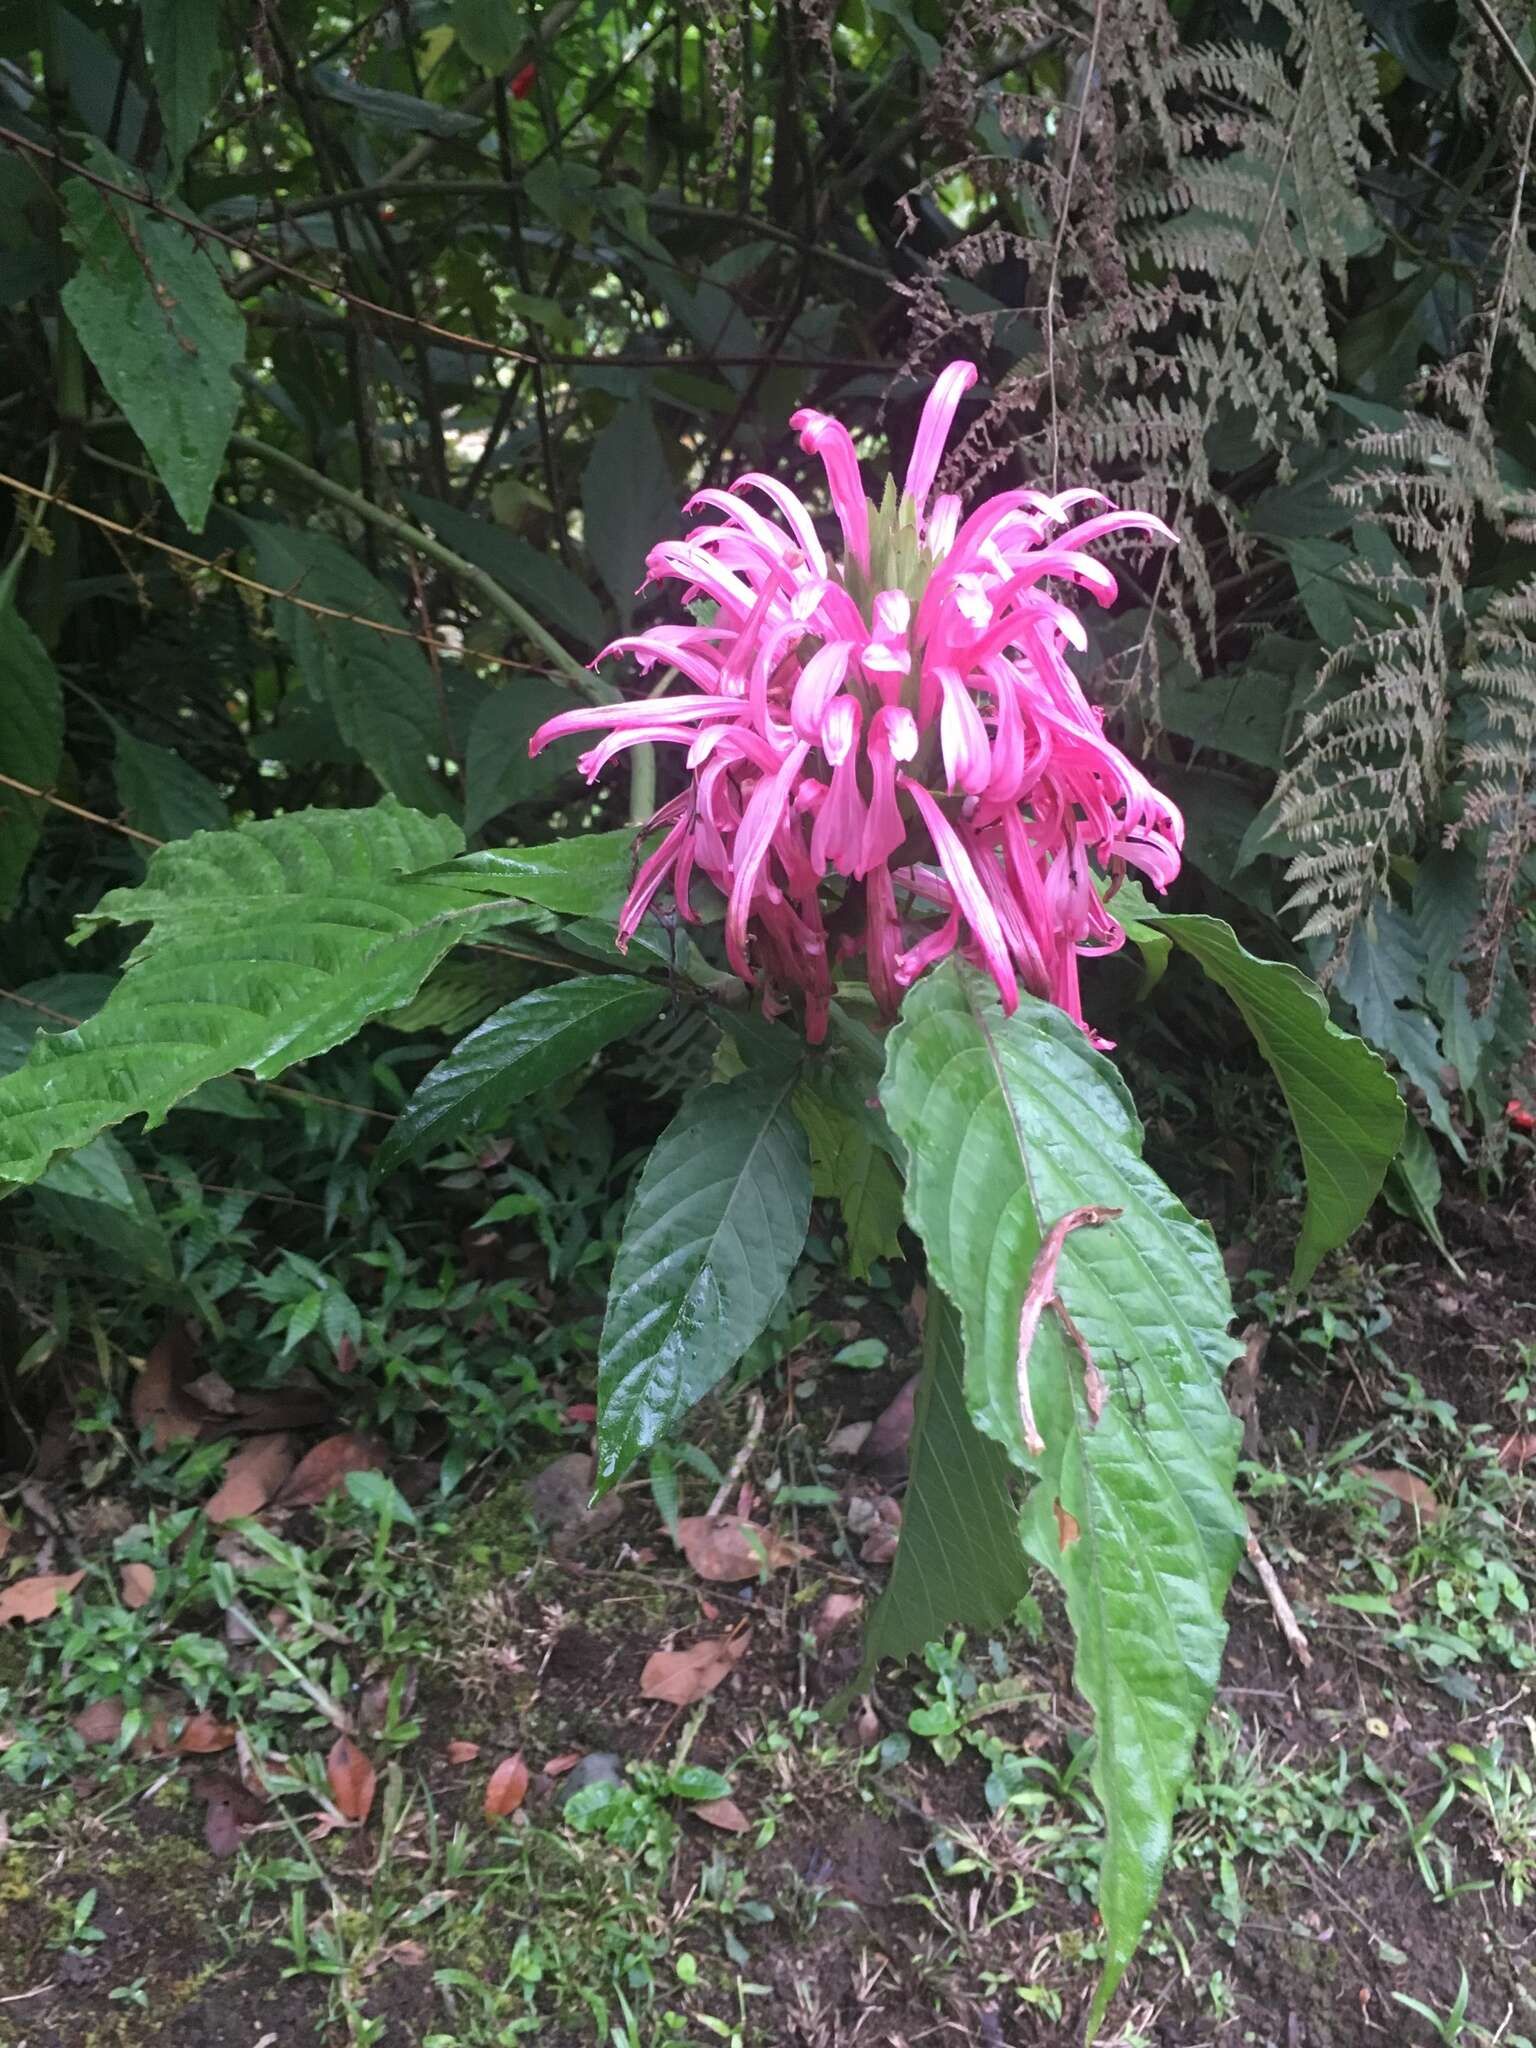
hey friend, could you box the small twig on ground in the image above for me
[708,1393,767,1519]
[1244,1522,1313,1669]
[1015,1206,1123,1454]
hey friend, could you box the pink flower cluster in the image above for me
[531,362,1182,1042]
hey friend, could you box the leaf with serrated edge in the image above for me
[0,802,479,1190]
[597,1070,811,1487]
[377,975,666,1174]
[1114,885,1403,1288]
[60,145,243,533]
[881,963,1243,2030]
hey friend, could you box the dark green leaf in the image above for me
[309,66,485,137]
[849,1290,1027,1690]
[59,145,243,533]
[1116,889,1404,1288]
[376,974,667,1175]
[0,604,64,915]
[140,0,223,177]
[452,0,527,72]
[793,1081,903,1281]
[881,965,1243,2025]
[33,1134,173,1282]
[401,492,608,652]
[1382,1115,1457,1268]
[596,1069,811,1487]
[239,520,449,816]
[581,404,679,626]
[0,802,479,1189]
[113,725,229,844]
[463,683,579,837]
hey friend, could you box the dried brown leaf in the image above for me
[639,1631,750,1707]
[484,1753,530,1819]
[174,1711,238,1755]
[674,1515,806,1582]
[693,1796,750,1833]
[72,1699,125,1745]
[445,1739,481,1765]
[0,1570,84,1626]
[274,1433,387,1508]
[132,1325,205,1448]
[1350,1466,1441,1523]
[326,1734,378,1823]
[119,1563,156,1610]
[205,1433,296,1524]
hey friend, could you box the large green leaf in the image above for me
[140,0,223,178]
[881,964,1243,2029]
[1115,886,1404,1287]
[0,803,480,1190]
[596,1068,812,1488]
[376,975,667,1175]
[59,144,243,533]
[240,520,448,816]
[850,1289,1027,1688]
[0,605,64,914]
[581,404,679,626]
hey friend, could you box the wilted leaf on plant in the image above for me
[639,1631,750,1706]
[693,1797,750,1833]
[326,1735,378,1823]
[0,1570,84,1625]
[484,1753,530,1819]
[274,1433,387,1507]
[205,1433,296,1524]
[674,1515,806,1582]
[119,1563,156,1610]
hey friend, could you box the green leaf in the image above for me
[239,520,448,815]
[0,605,64,915]
[880,964,1243,2027]
[581,404,679,626]
[847,1290,1028,1692]
[449,829,635,921]
[59,144,243,533]
[140,0,223,178]
[400,492,608,652]
[0,802,479,1190]
[1116,889,1405,1289]
[376,974,667,1175]
[113,725,229,843]
[1383,1114,1458,1269]
[793,1081,904,1280]
[596,1069,812,1488]
[451,0,525,68]
[33,1134,173,1282]
[462,683,580,837]
[308,66,485,137]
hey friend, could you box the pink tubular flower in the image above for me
[530,363,1182,1043]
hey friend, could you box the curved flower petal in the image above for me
[902,361,978,523]
[789,408,870,571]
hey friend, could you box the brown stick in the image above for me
[1015,1205,1122,1455]
[1245,1524,1313,1670]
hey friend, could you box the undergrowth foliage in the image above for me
[0,0,1531,2038]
